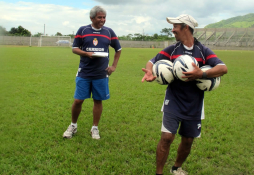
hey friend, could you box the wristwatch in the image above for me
[202,72,207,79]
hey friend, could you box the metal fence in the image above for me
[0,36,72,47]
[0,36,167,48]
[193,28,254,50]
[1,28,254,50]
[0,36,38,46]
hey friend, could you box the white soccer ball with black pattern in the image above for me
[152,60,174,85]
[173,55,199,81]
[196,65,221,91]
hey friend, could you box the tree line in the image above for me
[0,25,32,36]
[0,25,174,41]
[0,25,74,37]
[118,28,174,41]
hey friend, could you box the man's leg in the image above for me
[63,99,84,138]
[72,99,84,123]
[174,136,194,167]
[156,132,175,174]
[93,99,102,126]
[90,99,102,139]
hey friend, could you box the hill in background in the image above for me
[205,13,254,28]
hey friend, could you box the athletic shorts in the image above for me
[161,112,201,138]
[74,77,110,100]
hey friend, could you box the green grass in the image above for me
[0,46,254,175]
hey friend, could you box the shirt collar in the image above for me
[91,24,102,31]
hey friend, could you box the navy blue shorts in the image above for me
[74,77,110,100]
[161,112,201,138]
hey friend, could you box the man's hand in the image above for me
[72,48,95,59]
[141,68,156,82]
[105,66,116,76]
[86,52,95,59]
[182,63,203,81]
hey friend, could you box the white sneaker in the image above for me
[170,167,188,175]
[91,127,100,139]
[63,125,77,139]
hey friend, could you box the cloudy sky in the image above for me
[0,0,253,36]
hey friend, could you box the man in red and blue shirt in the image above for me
[63,6,121,140]
[142,14,227,175]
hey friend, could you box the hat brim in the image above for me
[166,17,196,29]
[166,17,182,24]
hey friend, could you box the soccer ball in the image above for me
[152,60,174,85]
[173,55,199,81]
[196,65,221,91]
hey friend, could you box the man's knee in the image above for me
[73,99,84,106]
[181,137,194,149]
[161,132,175,146]
[93,99,102,106]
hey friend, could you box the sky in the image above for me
[0,0,254,36]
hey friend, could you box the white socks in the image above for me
[71,123,77,127]
[92,126,98,130]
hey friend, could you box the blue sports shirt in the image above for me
[72,24,122,79]
[150,38,226,120]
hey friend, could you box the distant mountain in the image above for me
[205,13,254,28]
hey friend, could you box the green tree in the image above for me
[33,32,44,37]
[9,27,18,35]
[66,34,75,38]
[0,26,9,35]
[118,35,126,40]
[9,26,31,36]
[160,28,172,37]
[133,33,142,40]
[153,33,159,39]
[55,32,62,36]
[127,34,133,40]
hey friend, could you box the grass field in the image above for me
[0,46,254,175]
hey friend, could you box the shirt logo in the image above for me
[93,38,98,46]
[86,48,104,51]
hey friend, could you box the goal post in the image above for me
[38,35,72,47]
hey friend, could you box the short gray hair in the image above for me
[90,6,106,19]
